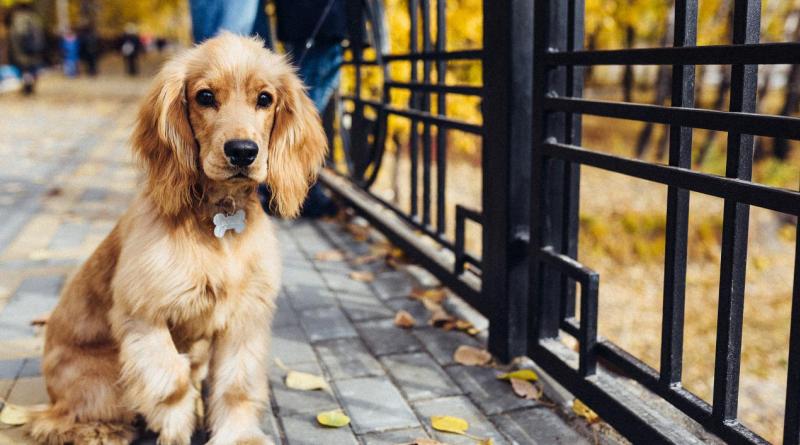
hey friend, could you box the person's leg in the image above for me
[217,0,260,36]
[294,42,344,110]
[189,0,223,42]
[251,0,273,49]
[293,41,343,217]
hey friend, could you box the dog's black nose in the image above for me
[224,139,259,167]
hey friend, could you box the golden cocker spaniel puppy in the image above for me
[29,33,326,445]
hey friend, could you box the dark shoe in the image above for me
[300,182,338,218]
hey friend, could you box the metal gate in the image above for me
[320,1,800,444]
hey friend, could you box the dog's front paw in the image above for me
[208,428,273,445]
[152,386,198,445]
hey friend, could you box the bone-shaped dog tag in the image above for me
[213,209,246,238]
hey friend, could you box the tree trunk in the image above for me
[622,26,635,102]
[635,64,670,158]
[697,67,730,165]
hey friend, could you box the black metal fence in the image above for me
[319,1,800,444]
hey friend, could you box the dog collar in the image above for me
[213,209,245,238]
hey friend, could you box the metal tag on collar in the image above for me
[213,209,246,238]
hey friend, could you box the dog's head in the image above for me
[132,33,327,218]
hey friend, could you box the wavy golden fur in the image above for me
[28,34,327,445]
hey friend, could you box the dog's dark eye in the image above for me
[257,92,273,108]
[196,89,216,107]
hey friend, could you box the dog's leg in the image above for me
[116,317,198,445]
[206,314,272,445]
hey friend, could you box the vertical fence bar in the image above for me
[785,222,800,445]
[530,0,568,342]
[409,0,420,218]
[578,273,599,377]
[483,0,533,360]
[435,0,447,236]
[559,0,584,323]
[660,0,697,388]
[421,0,433,227]
[711,0,760,426]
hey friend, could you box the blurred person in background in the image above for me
[120,23,142,76]
[61,29,78,77]
[78,22,100,76]
[7,1,46,95]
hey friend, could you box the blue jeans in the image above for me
[286,40,343,111]
[190,0,261,42]
[290,41,343,217]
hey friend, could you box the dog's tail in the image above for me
[28,404,136,445]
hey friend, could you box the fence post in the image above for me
[482,0,534,361]
[529,0,583,343]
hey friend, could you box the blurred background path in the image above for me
[0,55,159,444]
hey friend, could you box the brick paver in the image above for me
[0,57,603,445]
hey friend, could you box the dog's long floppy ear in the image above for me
[132,57,198,216]
[267,71,328,218]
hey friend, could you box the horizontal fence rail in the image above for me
[323,0,800,444]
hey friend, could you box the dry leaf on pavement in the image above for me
[453,345,492,366]
[349,271,375,282]
[573,399,600,424]
[315,249,345,262]
[430,415,469,434]
[510,378,542,400]
[394,310,416,328]
[496,369,538,382]
[410,287,447,304]
[317,409,351,427]
[285,370,329,391]
[430,415,492,443]
[0,401,44,426]
[352,253,381,265]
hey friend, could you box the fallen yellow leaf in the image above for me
[394,310,416,328]
[430,415,469,434]
[317,409,351,427]
[0,402,31,426]
[411,287,447,304]
[454,320,473,331]
[314,250,345,262]
[509,378,541,400]
[453,345,492,366]
[349,271,375,283]
[496,369,538,382]
[573,399,600,423]
[285,371,328,391]
[478,439,494,445]
[352,253,381,265]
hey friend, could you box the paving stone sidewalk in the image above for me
[0,58,599,445]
